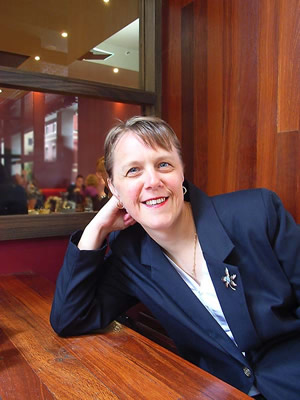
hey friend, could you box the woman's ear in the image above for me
[181,172,185,184]
[107,178,119,198]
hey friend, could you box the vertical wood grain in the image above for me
[256,0,279,190]
[193,0,208,190]
[277,0,300,132]
[222,0,259,192]
[207,0,224,195]
[161,0,182,141]
[181,2,194,181]
[162,0,300,222]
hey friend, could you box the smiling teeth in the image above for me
[145,197,166,206]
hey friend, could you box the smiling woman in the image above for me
[105,116,186,236]
[51,116,300,400]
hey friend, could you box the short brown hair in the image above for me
[104,116,183,180]
[85,174,98,187]
[96,156,106,175]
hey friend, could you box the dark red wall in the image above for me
[0,236,69,283]
[1,99,142,281]
[78,99,141,178]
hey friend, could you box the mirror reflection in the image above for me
[0,90,141,215]
[0,0,140,89]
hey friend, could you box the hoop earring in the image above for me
[116,201,124,210]
[183,186,187,195]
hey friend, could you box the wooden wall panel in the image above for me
[193,0,208,190]
[256,0,278,190]
[181,2,195,181]
[162,0,300,222]
[277,0,300,132]
[207,0,224,195]
[161,0,182,142]
[222,0,259,192]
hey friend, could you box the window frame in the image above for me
[0,0,162,240]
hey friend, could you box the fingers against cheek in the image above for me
[123,213,136,226]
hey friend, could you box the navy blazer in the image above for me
[50,182,300,399]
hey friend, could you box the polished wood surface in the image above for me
[162,0,300,223]
[0,273,251,399]
[0,212,96,241]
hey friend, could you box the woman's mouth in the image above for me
[143,197,168,206]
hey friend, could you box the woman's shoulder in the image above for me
[210,188,278,214]
[209,188,281,236]
[210,187,276,210]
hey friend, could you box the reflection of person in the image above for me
[51,117,300,400]
[14,170,43,210]
[0,165,28,215]
[84,173,108,211]
[26,176,44,210]
[96,156,110,198]
[14,172,27,188]
[67,174,85,204]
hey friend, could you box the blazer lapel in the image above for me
[140,234,246,363]
[188,182,260,352]
[204,253,261,352]
[139,182,258,364]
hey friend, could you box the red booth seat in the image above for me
[40,188,67,200]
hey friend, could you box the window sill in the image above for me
[0,212,96,241]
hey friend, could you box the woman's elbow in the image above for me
[50,312,67,337]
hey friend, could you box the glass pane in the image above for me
[0,89,142,215]
[24,131,34,156]
[0,0,140,89]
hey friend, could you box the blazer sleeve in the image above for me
[50,230,139,337]
[262,189,300,309]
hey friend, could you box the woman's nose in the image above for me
[144,168,161,188]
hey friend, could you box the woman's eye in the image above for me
[126,167,139,176]
[159,162,170,168]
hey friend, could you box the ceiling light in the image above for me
[113,68,119,73]
[34,56,40,61]
[0,89,2,93]
[103,0,110,3]
[61,32,68,38]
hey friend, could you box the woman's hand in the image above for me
[78,196,136,250]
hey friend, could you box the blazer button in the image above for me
[243,367,252,377]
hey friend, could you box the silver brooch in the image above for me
[221,267,237,290]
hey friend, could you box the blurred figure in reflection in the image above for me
[96,156,111,198]
[67,174,85,205]
[84,173,108,211]
[0,165,28,215]
[14,170,44,210]
[14,171,27,189]
[26,177,44,210]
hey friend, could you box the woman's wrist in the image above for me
[78,218,111,250]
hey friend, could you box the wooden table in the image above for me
[0,273,251,399]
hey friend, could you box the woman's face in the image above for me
[108,132,185,234]
[96,172,106,187]
[75,177,84,189]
